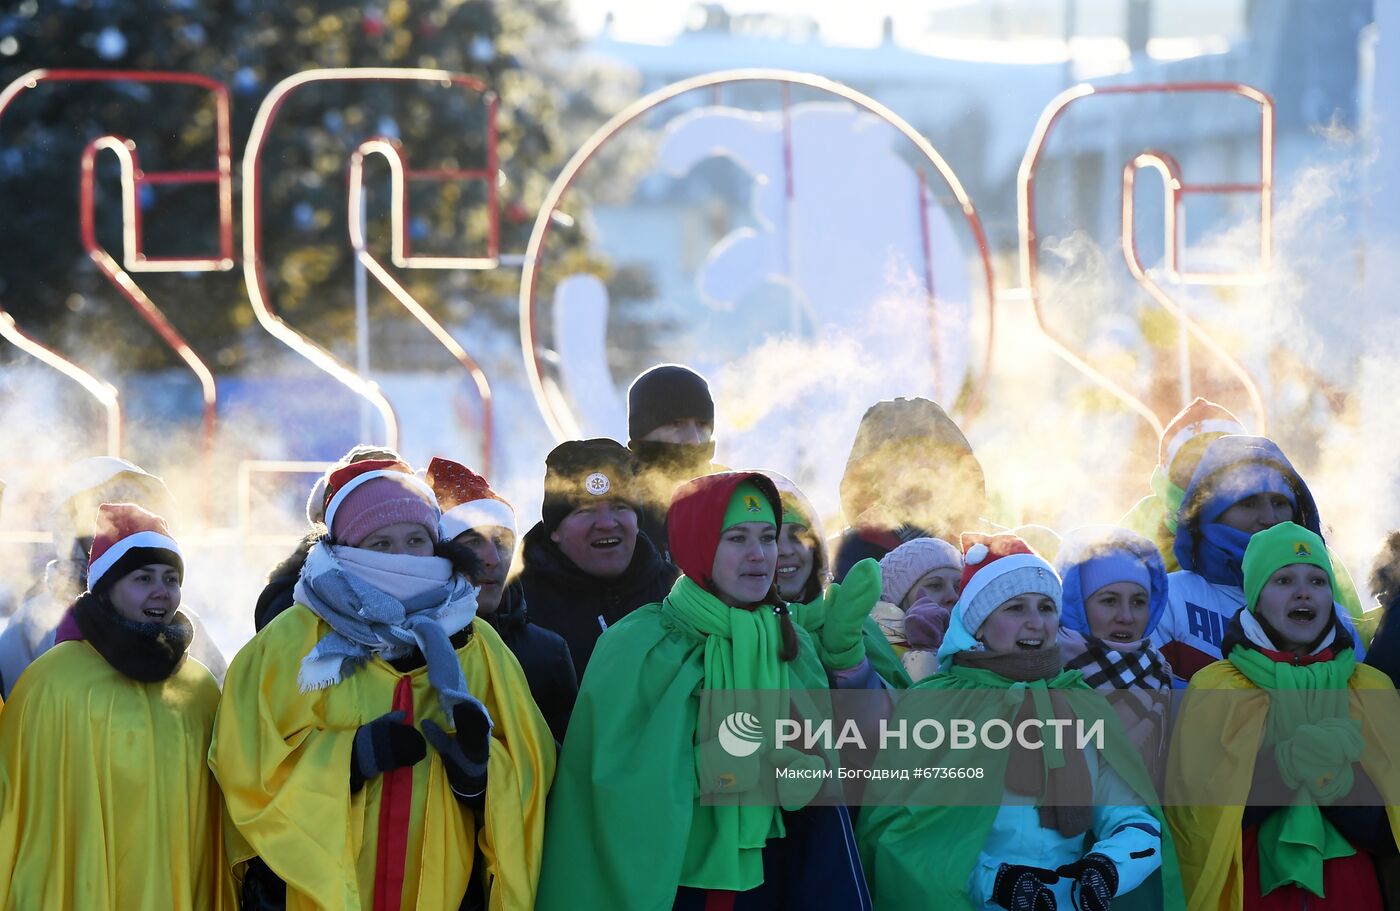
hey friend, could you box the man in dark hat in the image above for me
[515,439,678,680]
[626,364,724,560]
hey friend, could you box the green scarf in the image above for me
[663,576,793,887]
[790,596,913,689]
[665,575,789,692]
[1227,645,1363,897]
[537,590,833,909]
[937,660,1083,789]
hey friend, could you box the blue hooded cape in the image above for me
[1172,435,1320,588]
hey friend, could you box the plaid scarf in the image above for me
[1062,630,1169,692]
[1060,629,1171,774]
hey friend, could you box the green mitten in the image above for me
[819,557,882,670]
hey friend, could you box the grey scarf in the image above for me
[294,541,486,722]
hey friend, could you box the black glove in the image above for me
[1055,854,1118,911]
[238,857,287,911]
[991,863,1059,911]
[423,701,491,807]
[350,710,427,793]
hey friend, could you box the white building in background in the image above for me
[554,0,1390,548]
[582,0,1373,258]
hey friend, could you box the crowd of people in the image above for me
[0,361,1399,910]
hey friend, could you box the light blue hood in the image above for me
[1055,526,1168,640]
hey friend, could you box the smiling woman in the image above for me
[537,471,875,909]
[107,561,183,623]
[0,502,233,910]
[857,532,1176,911]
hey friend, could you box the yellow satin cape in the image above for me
[1165,659,1400,911]
[210,603,555,911]
[0,641,233,910]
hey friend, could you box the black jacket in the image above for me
[516,522,677,681]
[629,440,723,563]
[254,538,313,633]
[482,581,578,744]
[1365,592,1400,688]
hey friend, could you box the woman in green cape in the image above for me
[538,471,884,909]
[857,532,1181,911]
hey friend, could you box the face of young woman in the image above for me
[902,567,961,610]
[775,523,816,600]
[975,593,1059,652]
[711,521,778,607]
[1082,581,1151,643]
[1216,492,1294,536]
[1255,562,1333,653]
[359,522,435,557]
[108,563,182,624]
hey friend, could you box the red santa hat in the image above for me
[322,459,440,547]
[87,502,183,591]
[425,457,517,541]
[956,532,1061,636]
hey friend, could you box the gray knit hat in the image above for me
[879,537,962,606]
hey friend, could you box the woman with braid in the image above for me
[538,472,880,909]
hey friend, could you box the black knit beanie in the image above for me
[627,364,714,443]
[91,545,184,596]
[541,439,640,533]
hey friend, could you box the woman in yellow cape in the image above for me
[0,503,234,910]
[210,460,554,911]
[1167,522,1400,911]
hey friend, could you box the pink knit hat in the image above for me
[324,460,440,547]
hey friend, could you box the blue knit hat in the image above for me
[1201,463,1295,524]
[1055,526,1168,640]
